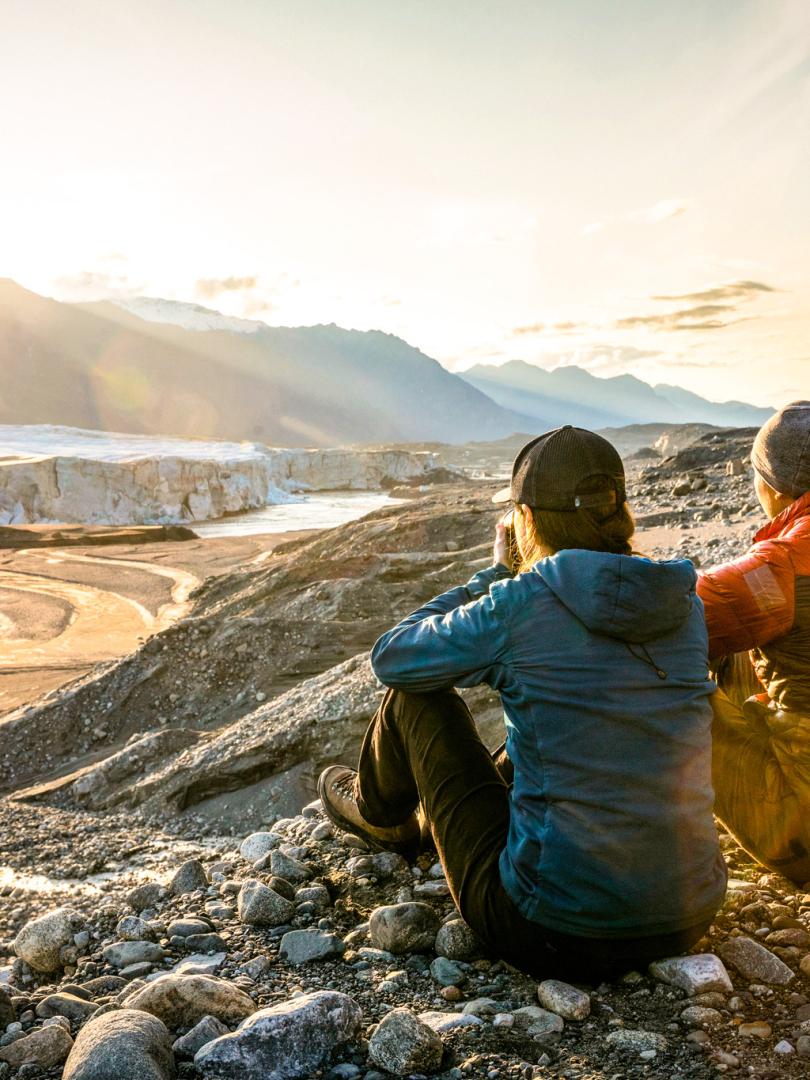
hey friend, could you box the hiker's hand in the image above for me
[494,513,513,570]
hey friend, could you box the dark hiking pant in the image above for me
[356,687,711,982]
[712,653,810,884]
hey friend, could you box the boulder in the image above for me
[102,940,166,969]
[127,973,255,1030]
[35,991,98,1021]
[368,1008,443,1075]
[116,916,154,941]
[169,859,209,896]
[269,851,311,883]
[237,879,296,927]
[649,954,733,995]
[13,907,84,973]
[172,1015,229,1059]
[278,929,344,964]
[239,832,281,863]
[0,1024,74,1069]
[194,990,362,1078]
[718,936,795,985]
[536,979,590,1020]
[127,883,166,912]
[368,903,440,954]
[62,1007,174,1080]
[434,919,480,961]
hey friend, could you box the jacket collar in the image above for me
[754,491,810,542]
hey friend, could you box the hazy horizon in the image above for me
[2,0,808,409]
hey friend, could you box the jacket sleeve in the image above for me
[370,564,513,693]
[697,540,795,660]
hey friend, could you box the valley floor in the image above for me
[0,531,313,718]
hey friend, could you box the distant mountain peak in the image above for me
[114,296,266,334]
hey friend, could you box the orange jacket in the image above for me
[697,492,810,712]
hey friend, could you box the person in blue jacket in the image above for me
[319,426,727,979]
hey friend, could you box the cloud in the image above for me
[510,320,585,337]
[652,280,776,303]
[195,275,260,299]
[582,198,690,236]
[512,322,546,336]
[627,199,691,224]
[616,303,742,331]
[615,277,778,333]
[52,269,144,300]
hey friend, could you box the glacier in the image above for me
[0,425,434,527]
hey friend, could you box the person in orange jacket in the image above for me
[697,401,810,884]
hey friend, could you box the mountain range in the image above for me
[461,360,772,430]
[0,280,772,446]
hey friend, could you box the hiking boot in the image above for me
[317,765,420,858]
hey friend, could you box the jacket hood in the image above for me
[536,549,697,643]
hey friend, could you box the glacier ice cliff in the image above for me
[0,426,434,526]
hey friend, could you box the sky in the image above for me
[1,0,808,407]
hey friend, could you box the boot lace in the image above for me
[332,771,357,799]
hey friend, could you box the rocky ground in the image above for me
[3,424,807,1079]
[1,798,809,1080]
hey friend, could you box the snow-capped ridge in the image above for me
[115,297,266,334]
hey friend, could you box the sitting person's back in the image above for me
[320,427,726,980]
[481,548,726,937]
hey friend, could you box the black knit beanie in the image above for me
[751,401,810,498]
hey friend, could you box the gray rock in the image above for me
[169,859,208,896]
[681,1005,722,1025]
[434,919,480,961]
[13,908,84,974]
[127,883,166,913]
[525,1009,564,1042]
[267,876,296,901]
[295,885,331,910]
[269,851,312,884]
[36,992,98,1021]
[649,954,733,995]
[120,961,156,980]
[605,1029,667,1054]
[102,940,165,969]
[127,973,255,1029]
[0,990,14,1027]
[194,990,362,1078]
[371,852,409,878]
[429,956,465,987]
[80,976,127,997]
[237,879,296,927]
[185,934,227,954]
[62,1008,174,1080]
[718,936,795,985]
[278,929,345,964]
[167,918,211,939]
[368,1008,443,1075]
[420,1011,483,1032]
[0,1025,74,1069]
[172,1015,229,1059]
[368,903,440,954]
[116,916,154,942]
[172,953,227,977]
[462,998,500,1018]
[239,832,281,863]
[536,979,590,1020]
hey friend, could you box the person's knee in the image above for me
[386,686,469,730]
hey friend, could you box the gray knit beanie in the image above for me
[751,400,810,498]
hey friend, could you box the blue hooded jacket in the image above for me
[371,552,727,938]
